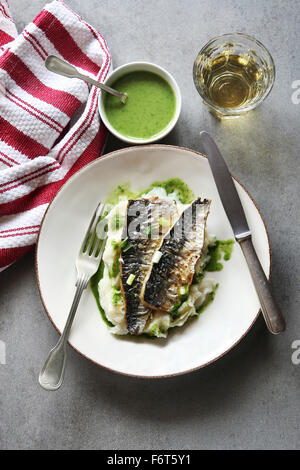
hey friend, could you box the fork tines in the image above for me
[80,203,107,258]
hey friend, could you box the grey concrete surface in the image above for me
[0,0,299,450]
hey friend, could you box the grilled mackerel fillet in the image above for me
[120,198,178,334]
[142,198,210,313]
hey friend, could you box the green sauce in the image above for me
[90,260,114,328]
[106,183,138,205]
[196,284,219,315]
[112,286,122,305]
[104,71,176,139]
[105,178,194,206]
[108,254,120,279]
[206,239,235,272]
[142,178,194,204]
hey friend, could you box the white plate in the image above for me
[36,145,270,378]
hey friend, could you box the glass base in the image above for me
[204,102,247,120]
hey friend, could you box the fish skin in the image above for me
[142,198,211,313]
[120,198,178,335]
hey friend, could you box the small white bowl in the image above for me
[98,61,181,144]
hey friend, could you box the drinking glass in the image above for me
[193,33,275,118]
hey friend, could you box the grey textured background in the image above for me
[0,0,299,450]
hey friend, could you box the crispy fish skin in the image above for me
[142,198,211,313]
[120,198,178,335]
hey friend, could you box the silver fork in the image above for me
[39,203,107,391]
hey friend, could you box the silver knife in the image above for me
[200,131,285,334]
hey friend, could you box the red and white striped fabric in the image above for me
[0,0,112,271]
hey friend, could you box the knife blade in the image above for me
[200,131,285,334]
[200,131,251,241]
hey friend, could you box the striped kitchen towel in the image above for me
[0,0,111,271]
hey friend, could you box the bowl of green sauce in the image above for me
[99,62,181,144]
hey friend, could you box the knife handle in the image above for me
[238,237,286,334]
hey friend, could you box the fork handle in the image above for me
[39,275,88,391]
[61,275,88,343]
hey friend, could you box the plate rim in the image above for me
[35,144,272,379]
